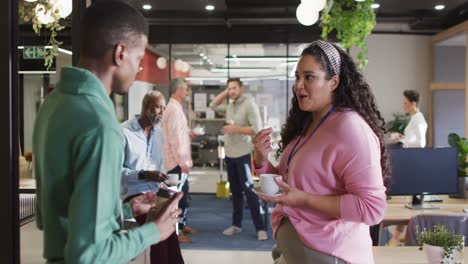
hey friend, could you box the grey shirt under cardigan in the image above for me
[209,95,262,158]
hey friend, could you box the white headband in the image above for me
[315,40,341,76]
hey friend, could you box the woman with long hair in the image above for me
[253,40,390,264]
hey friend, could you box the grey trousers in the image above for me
[273,218,347,264]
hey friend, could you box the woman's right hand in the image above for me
[253,127,273,167]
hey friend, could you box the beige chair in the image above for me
[405,214,468,246]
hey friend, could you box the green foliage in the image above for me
[386,112,410,134]
[19,0,65,70]
[321,0,376,69]
[448,133,468,177]
[417,225,464,262]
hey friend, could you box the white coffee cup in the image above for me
[260,174,280,195]
[192,126,205,135]
[166,173,179,186]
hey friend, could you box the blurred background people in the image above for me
[393,90,428,148]
[210,78,267,241]
[121,91,185,264]
[162,78,198,244]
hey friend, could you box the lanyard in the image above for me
[285,105,335,174]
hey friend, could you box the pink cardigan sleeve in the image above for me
[254,160,279,175]
[337,114,387,226]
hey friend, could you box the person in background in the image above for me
[396,90,428,148]
[33,1,182,263]
[388,89,428,245]
[209,78,268,241]
[121,91,167,201]
[253,40,389,263]
[121,91,184,264]
[162,78,198,244]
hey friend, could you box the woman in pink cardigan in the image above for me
[253,40,390,264]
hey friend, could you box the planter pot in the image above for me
[423,243,455,264]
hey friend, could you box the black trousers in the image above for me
[167,165,189,230]
[225,153,265,231]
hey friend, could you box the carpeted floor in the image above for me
[180,194,276,251]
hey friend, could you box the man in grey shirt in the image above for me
[209,77,267,241]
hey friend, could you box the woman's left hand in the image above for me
[258,177,307,208]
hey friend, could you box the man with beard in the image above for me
[121,90,185,264]
[121,90,168,200]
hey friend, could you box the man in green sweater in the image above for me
[32,1,182,263]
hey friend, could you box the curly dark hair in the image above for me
[278,42,391,185]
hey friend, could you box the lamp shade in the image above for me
[296,3,319,26]
[301,0,327,11]
[35,4,54,25]
[156,57,167,69]
[54,0,73,18]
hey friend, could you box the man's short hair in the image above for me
[80,1,148,58]
[142,90,164,110]
[403,90,420,104]
[169,78,186,95]
[227,77,243,87]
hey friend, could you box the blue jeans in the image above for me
[226,154,265,231]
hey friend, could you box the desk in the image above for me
[373,247,468,264]
[384,195,468,226]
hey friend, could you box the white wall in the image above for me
[351,34,431,122]
[55,52,72,81]
[128,81,154,119]
[23,76,43,153]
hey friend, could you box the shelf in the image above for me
[192,118,225,121]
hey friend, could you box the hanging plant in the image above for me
[321,0,376,69]
[19,0,69,70]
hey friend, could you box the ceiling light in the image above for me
[199,53,205,57]
[35,4,54,24]
[300,0,326,11]
[205,5,215,11]
[296,3,319,26]
[371,3,380,9]
[142,4,152,10]
[434,5,445,10]
[156,57,167,69]
[54,0,73,18]
[355,0,366,2]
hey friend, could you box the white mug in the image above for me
[166,173,179,186]
[260,174,280,195]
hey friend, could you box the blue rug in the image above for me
[180,194,276,251]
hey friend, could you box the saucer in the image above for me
[164,180,180,187]
[253,186,283,197]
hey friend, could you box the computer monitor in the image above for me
[388,147,458,209]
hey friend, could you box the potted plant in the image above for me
[448,133,468,198]
[321,0,376,69]
[386,112,410,134]
[417,225,464,264]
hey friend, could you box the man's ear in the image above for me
[113,43,126,66]
[329,75,340,91]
